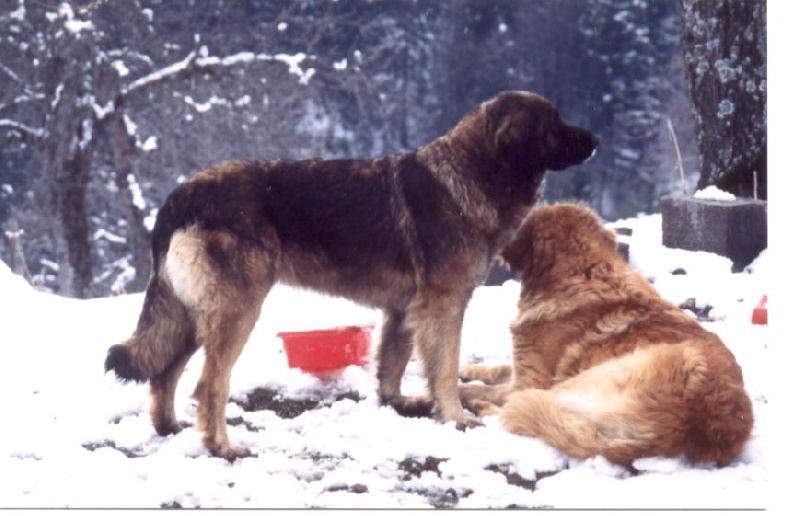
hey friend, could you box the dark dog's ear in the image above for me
[494,113,528,155]
[485,92,536,156]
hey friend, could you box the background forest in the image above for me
[0,0,766,298]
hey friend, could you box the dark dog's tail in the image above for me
[105,180,199,383]
[105,266,193,383]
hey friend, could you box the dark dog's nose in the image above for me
[586,134,599,161]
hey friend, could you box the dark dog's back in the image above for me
[106,92,598,460]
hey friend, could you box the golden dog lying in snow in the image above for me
[459,203,753,466]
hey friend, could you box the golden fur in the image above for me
[459,203,753,466]
[105,92,597,460]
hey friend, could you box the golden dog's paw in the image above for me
[454,414,484,432]
[464,399,501,418]
[459,364,486,383]
[459,364,512,385]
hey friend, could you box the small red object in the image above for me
[278,324,373,373]
[751,295,767,325]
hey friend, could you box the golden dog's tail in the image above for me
[499,344,753,466]
[105,271,194,382]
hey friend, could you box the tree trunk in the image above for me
[41,41,96,298]
[681,0,766,198]
[111,111,152,293]
[54,155,93,298]
[4,217,29,279]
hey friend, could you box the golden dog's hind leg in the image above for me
[459,364,512,385]
[458,364,513,417]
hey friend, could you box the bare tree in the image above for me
[0,1,324,297]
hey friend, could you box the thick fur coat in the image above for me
[460,203,753,466]
[105,92,597,460]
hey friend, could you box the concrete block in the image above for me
[660,194,767,272]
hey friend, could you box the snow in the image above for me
[0,119,46,139]
[51,84,63,109]
[718,99,735,118]
[140,136,158,152]
[51,2,93,34]
[0,214,770,510]
[143,208,158,232]
[715,58,740,83]
[112,60,130,78]
[91,100,114,121]
[9,2,25,22]
[693,185,736,201]
[122,49,314,100]
[93,228,127,244]
[274,53,315,85]
[127,173,146,210]
[124,50,198,95]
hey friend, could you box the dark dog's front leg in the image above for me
[376,308,435,417]
[406,289,480,428]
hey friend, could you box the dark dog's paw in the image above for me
[154,419,191,436]
[381,394,436,419]
[207,442,254,463]
[222,445,254,463]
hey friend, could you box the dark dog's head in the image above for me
[482,91,598,172]
[501,202,617,278]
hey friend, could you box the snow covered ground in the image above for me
[0,212,769,510]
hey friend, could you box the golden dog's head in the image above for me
[501,202,617,278]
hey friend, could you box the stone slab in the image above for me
[660,194,767,272]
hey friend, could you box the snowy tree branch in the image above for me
[0,63,24,85]
[0,119,47,141]
[118,48,313,106]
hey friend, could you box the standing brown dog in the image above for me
[460,203,753,466]
[105,92,597,460]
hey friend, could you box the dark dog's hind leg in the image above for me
[150,344,199,436]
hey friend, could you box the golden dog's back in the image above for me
[497,203,753,466]
[501,339,752,465]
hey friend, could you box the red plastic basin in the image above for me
[278,324,373,373]
[751,295,767,325]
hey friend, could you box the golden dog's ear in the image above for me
[500,228,532,271]
[600,227,618,251]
